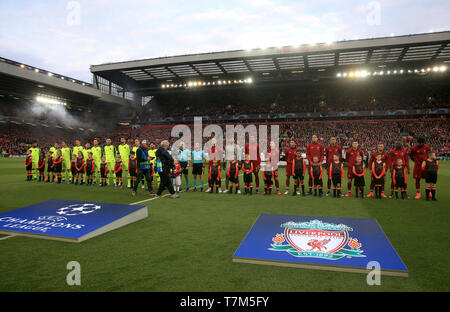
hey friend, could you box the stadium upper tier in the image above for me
[90,31,450,96]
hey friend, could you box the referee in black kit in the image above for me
[156,140,179,198]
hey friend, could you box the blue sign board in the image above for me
[0,199,147,242]
[233,214,408,276]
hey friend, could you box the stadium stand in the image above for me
[1,32,449,159]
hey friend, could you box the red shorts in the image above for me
[347,167,354,179]
[326,163,332,178]
[286,165,293,177]
[413,166,423,180]
[252,161,260,174]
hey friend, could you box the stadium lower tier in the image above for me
[2,117,448,158]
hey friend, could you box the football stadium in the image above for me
[0,1,449,300]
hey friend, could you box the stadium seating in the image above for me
[1,118,448,159]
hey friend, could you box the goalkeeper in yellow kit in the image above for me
[91,139,102,185]
[82,143,92,183]
[29,142,40,180]
[72,140,84,162]
[149,142,159,189]
[118,137,131,188]
[61,141,72,183]
[72,140,84,183]
[104,138,116,186]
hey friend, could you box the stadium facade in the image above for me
[90,32,449,93]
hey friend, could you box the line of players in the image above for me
[173,135,439,200]
[24,138,160,190]
[280,135,439,200]
[24,134,439,200]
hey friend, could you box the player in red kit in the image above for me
[245,135,261,194]
[345,141,364,197]
[325,137,342,196]
[306,135,324,195]
[266,141,281,195]
[389,142,410,198]
[284,139,299,195]
[206,138,223,193]
[410,137,431,199]
[367,142,390,198]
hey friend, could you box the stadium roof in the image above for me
[90,31,450,95]
[0,57,132,107]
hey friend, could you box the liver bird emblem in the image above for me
[307,238,331,251]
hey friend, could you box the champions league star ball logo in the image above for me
[56,203,101,216]
[269,220,366,260]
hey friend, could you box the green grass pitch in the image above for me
[0,157,448,292]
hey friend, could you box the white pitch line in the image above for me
[129,194,171,205]
[0,235,16,241]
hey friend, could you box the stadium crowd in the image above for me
[2,118,449,159]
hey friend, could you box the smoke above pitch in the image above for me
[26,101,92,129]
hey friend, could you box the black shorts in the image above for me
[293,174,304,181]
[192,163,203,175]
[115,171,123,178]
[293,169,304,180]
[47,166,53,172]
[372,176,385,186]
[209,177,220,185]
[243,173,253,184]
[229,176,239,184]
[55,164,62,173]
[180,162,189,174]
[354,176,365,187]
[394,178,406,188]
[129,170,137,177]
[77,169,84,174]
[332,176,341,186]
[425,173,437,184]
[313,178,323,186]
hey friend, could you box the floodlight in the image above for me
[36,96,66,106]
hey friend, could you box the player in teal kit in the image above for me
[191,142,206,192]
[178,142,191,191]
